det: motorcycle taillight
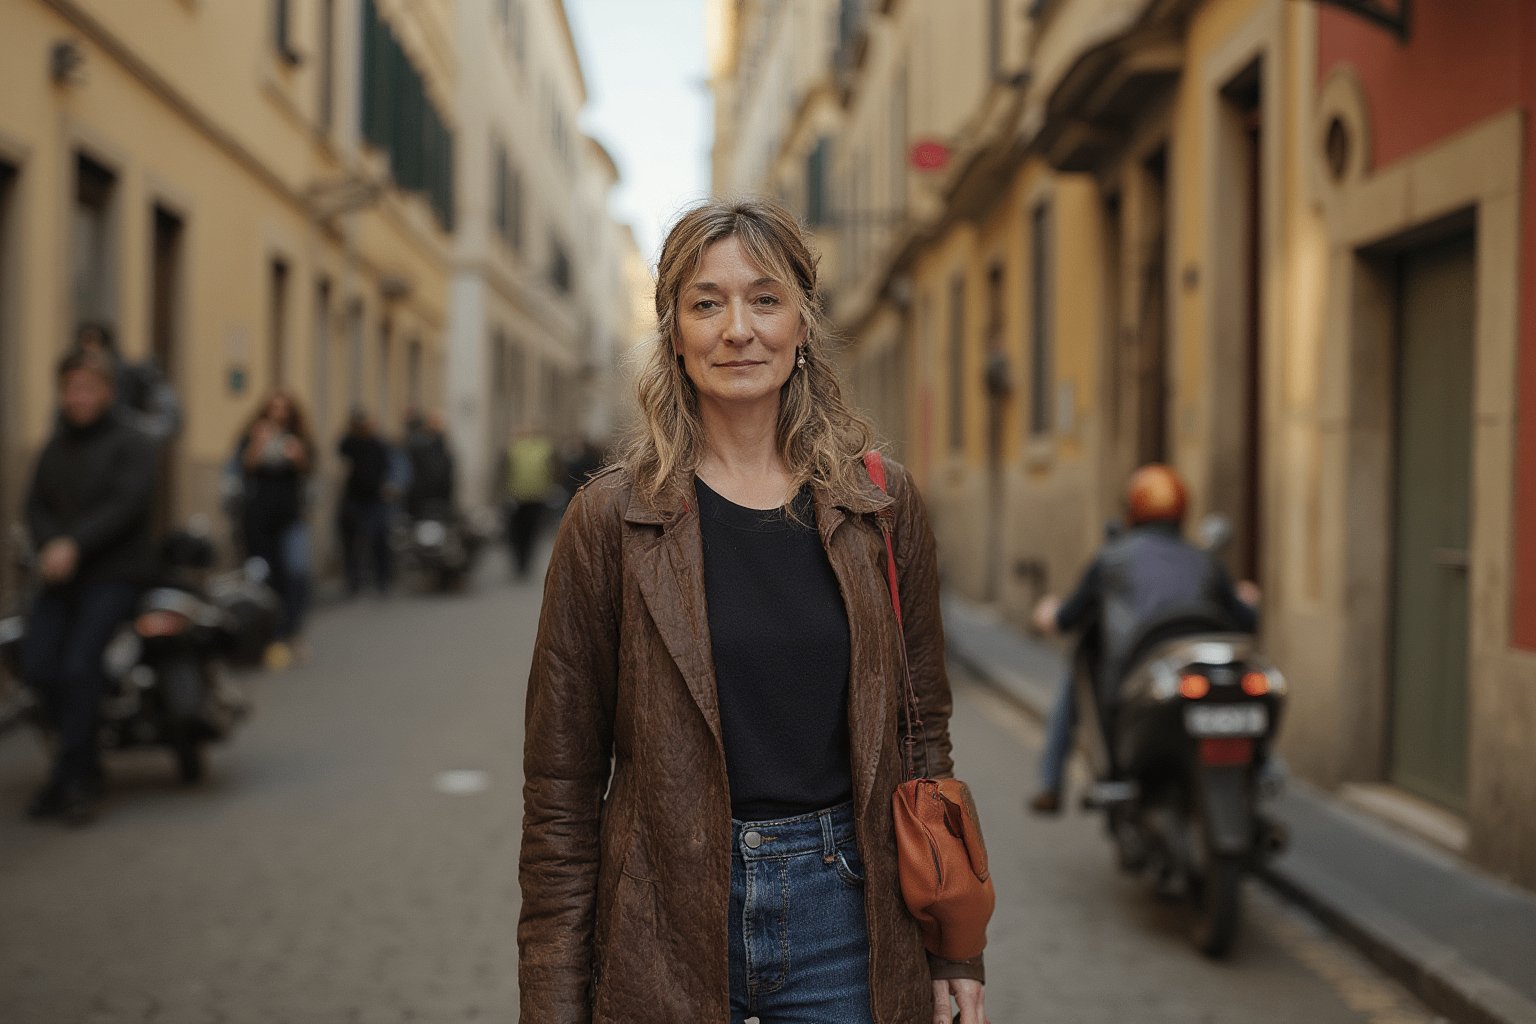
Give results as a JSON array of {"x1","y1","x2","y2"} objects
[
  {"x1": 1199, "y1": 738, "x2": 1255, "y2": 766},
  {"x1": 136, "y1": 610, "x2": 191, "y2": 638}
]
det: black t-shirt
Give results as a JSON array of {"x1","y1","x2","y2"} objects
[{"x1": 694, "y1": 476, "x2": 853, "y2": 822}]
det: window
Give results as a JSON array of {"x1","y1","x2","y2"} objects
[
  {"x1": 272, "y1": 0, "x2": 302, "y2": 66},
  {"x1": 549, "y1": 236, "x2": 573, "y2": 294},
  {"x1": 360, "y1": 0, "x2": 455, "y2": 231},
  {"x1": 510, "y1": 1, "x2": 528, "y2": 66},
  {"x1": 269, "y1": 258, "x2": 290, "y2": 388},
  {"x1": 988, "y1": 0, "x2": 1003, "y2": 79},
  {"x1": 1029, "y1": 203, "x2": 1054, "y2": 436},
  {"x1": 806, "y1": 137, "x2": 831, "y2": 227},
  {"x1": 318, "y1": 0, "x2": 336, "y2": 131},
  {"x1": 72, "y1": 154, "x2": 118, "y2": 331},
  {"x1": 494, "y1": 146, "x2": 511, "y2": 244},
  {"x1": 948, "y1": 272, "x2": 966, "y2": 453}
]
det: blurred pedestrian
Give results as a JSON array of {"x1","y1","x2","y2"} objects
[
  {"x1": 501, "y1": 426, "x2": 554, "y2": 579},
  {"x1": 75, "y1": 322, "x2": 181, "y2": 443},
  {"x1": 20, "y1": 347, "x2": 158, "y2": 824},
  {"x1": 559, "y1": 436, "x2": 605, "y2": 506},
  {"x1": 235, "y1": 391, "x2": 314, "y2": 669},
  {"x1": 405, "y1": 409, "x2": 456, "y2": 519},
  {"x1": 518, "y1": 198, "x2": 988, "y2": 1023},
  {"x1": 337, "y1": 410, "x2": 394, "y2": 596}
]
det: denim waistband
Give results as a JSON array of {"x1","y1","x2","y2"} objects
[{"x1": 730, "y1": 801, "x2": 856, "y2": 861}]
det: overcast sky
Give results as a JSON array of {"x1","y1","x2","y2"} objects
[{"x1": 565, "y1": 0, "x2": 712, "y2": 266}]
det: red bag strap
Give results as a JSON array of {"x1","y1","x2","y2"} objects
[{"x1": 863, "y1": 451, "x2": 928, "y2": 781}]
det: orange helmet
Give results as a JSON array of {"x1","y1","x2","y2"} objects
[{"x1": 1125, "y1": 464, "x2": 1187, "y2": 525}]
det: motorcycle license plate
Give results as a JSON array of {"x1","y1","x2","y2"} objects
[{"x1": 1185, "y1": 704, "x2": 1268, "y2": 737}]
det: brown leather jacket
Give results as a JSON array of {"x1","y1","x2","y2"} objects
[{"x1": 518, "y1": 458, "x2": 978, "y2": 1023}]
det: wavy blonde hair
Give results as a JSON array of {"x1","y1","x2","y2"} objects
[{"x1": 617, "y1": 196, "x2": 878, "y2": 516}]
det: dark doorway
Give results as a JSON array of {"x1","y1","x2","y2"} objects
[
  {"x1": 1134, "y1": 148, "x2": 1170, "y2": 467},
  {"x1": 150, "y1": 205, "x2": 184, "y2": 530},
  {"x1": 983, "y1": 262, "x2": 1008, "y2": 601},
  {"x1": 1389, "y1": 231, "x2": 1474, "y2": 812},
  {"x1": 1220, "y1": 61, "x2": 1265, "y2": 583},
  {"x1": 0, "y1": 162, "x2": 18, "y2": 605}
]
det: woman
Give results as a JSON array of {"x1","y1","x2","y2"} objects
[
  {"x1": 519, "y1": 198, "x2": 988, "y2": 1024},
  {"x1": 236, "y1": 391, "x2": 313, "y2": 666}
]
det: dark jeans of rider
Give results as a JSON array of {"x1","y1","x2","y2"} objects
[
  {"x1": 338, "y1": 498, "x2": 392, "y2": 594},
  {"x1": 506, "y1": 501, "x2": 544, "y2": 578},
  {"x1": 20, "y1": 581, "x2": 141, "y2": 789}
]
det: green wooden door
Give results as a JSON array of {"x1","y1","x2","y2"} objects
[{"x1": 1389, "y1": 233, "x2": 1474, "y2": 812}]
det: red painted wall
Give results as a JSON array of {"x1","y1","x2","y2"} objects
[{"x1": 1318, "y1": 1, "x2": 1536, "y2": 648}]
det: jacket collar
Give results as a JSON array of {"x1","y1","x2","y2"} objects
[{"x1": 623, "y1": 466, "x2": 891, "y2": 534}]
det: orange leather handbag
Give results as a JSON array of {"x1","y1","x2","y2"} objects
[{"x1": 865, "y1": 452, "x2": 995, "y2": 961}]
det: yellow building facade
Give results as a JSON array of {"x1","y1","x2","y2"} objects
[
  {"x1": 0, "y1": 0, "x2": 457, "y2": 584},
  {"x1": 712, "y1": 0, "x2": 1536, "y2": 889}
]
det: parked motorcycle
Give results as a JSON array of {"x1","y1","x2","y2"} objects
[
  {"x1": 398, "y1": 502, "x2": 487, "y2": 592},
  {"x1": 0, "y1": 522, "x2": 275, "y2": 784},
  {"x1": 1074, "y1": 519, "x2": 1288, "y2": 957}
]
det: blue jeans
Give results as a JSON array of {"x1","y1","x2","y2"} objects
[
  {"x1": 21, "y1": 581, "x2": 141, "y2": 790},
  {"x1": 1039, "y1": 668, "x2": 1078, "y2": 793},
  {"x1": 729, "y1": 802, "x2": 873, "y2": 1024}
]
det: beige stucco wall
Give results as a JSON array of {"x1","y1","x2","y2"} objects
[{"x1": 0, "y1": 0, "x2": 453, "y2": 571}]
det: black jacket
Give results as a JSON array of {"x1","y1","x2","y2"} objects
[
  {"x1": 1057, "y1": 521, "x2": 1257, "y2": 697},
  {"x1": 25, "y1": 409, "x2": 159, "y2": 585}
]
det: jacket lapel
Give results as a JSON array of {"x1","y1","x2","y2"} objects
[
  {"x1": 626, "y1": 490, "x2": 724, "y2": 748},
  {"x1": 815, "y1": 479, "x2": 898, "y2": 815}
]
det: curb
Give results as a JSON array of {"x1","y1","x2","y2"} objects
[
  {"x1": 1258, "y1": 855, "x2": 1536, "y2": 1024},
  {"x1": 944, "y1": 619, "x2": 1536, "y2": 1024}
]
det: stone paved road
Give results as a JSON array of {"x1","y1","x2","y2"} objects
[{"x1": 0, "y1": 554, "x2": 1441, "y2": 1023}]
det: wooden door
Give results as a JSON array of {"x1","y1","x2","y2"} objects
[{"x1": 1389, "y1": 232, "x2": 1474, "y2": 811}]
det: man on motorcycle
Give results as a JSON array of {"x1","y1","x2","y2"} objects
[
  {"x1": 1028, "y1": 464, "x2": 1259, "y2": 813},
  {"x1": 20, "y1": 347, "x2": 159, "y2": 823}
]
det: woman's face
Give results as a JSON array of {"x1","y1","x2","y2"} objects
[{"x1": 675, "y1": 236, "x2": 805, "y2": 414}]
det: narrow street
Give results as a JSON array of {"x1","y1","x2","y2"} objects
[{"x1": 0, "y1": 556, "x2": 1439, "y2": 1023}]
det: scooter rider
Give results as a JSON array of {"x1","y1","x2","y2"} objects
[
  {"x1": 1028, "y1": 464, "x2": 1259, "y2": 813},
  {"x1": 20, "y1": 347, "x2": 159, "y2": 824}
]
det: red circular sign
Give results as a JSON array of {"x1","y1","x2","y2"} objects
[{"x1": 909, "y1": 140, "x2": 951, "y2": 171}]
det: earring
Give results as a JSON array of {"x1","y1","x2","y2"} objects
[{"x1": 797, "y1": 350, "x2": 807, "y2": 369}]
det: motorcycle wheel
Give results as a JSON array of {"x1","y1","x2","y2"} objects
[
  {"x1": 159, "y1": 654, "x2": 208, "y2": 785},
  {"x1": 1190, "y1": 853, "x2": 1243, "y2": 957}
]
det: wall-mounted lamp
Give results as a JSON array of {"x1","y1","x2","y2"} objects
[{"x1": 50, "y1": 39, "x2": 86, "y2": 86}]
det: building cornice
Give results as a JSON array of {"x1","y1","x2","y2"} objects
[{"x1": 38, "y1": 0, "x2": 452, "y2": 270}]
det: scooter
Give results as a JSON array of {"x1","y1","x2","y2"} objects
[
  {"x1": 0, "y1": 523, "x2": 273, "y2": 784},
  {"x1": 1074, "y1": 520, "x2": 1288, "y2": 957},
  {"x1": 398, "y1": 501, "x2": 486, "y2": 592}
]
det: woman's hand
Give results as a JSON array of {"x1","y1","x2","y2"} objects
[{"x1": 934, "y1": 978, "x2": 988, "y2": 1024}]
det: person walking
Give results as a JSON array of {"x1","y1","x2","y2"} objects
[
  {"x1": 405, "y1": 409, "x2": 456, "y2": 519},
  {"x1": 235, "y1": 391, "x2": 314, "y2": 668},
  {"x1": 519, "y1": 198, "x2": 988, "y2": 1023},
  {"x1": 502, "y1": 426, "x2": 554, "y2": 579},
  {"x1": 20, "y1": 348, "x2": 158, "y2": 823},
  {"x1": 74, "y1": 322, "x2": 181, "y2": 443},
  {"x1": 336, "y1": 410, "x2": 394, "y2": 596}
]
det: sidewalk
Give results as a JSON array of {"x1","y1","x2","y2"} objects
[{"x1": 943, "y1": 594, "x2": 1536, "y2": 1024}]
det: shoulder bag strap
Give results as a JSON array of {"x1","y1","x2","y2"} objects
[{"x1": 863, "y1": 451, "x2": 929, "y2": 781}]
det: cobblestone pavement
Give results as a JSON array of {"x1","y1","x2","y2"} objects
[{"x1": 0, "y1": 554, "x2": 1441, "y2": 1023}]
